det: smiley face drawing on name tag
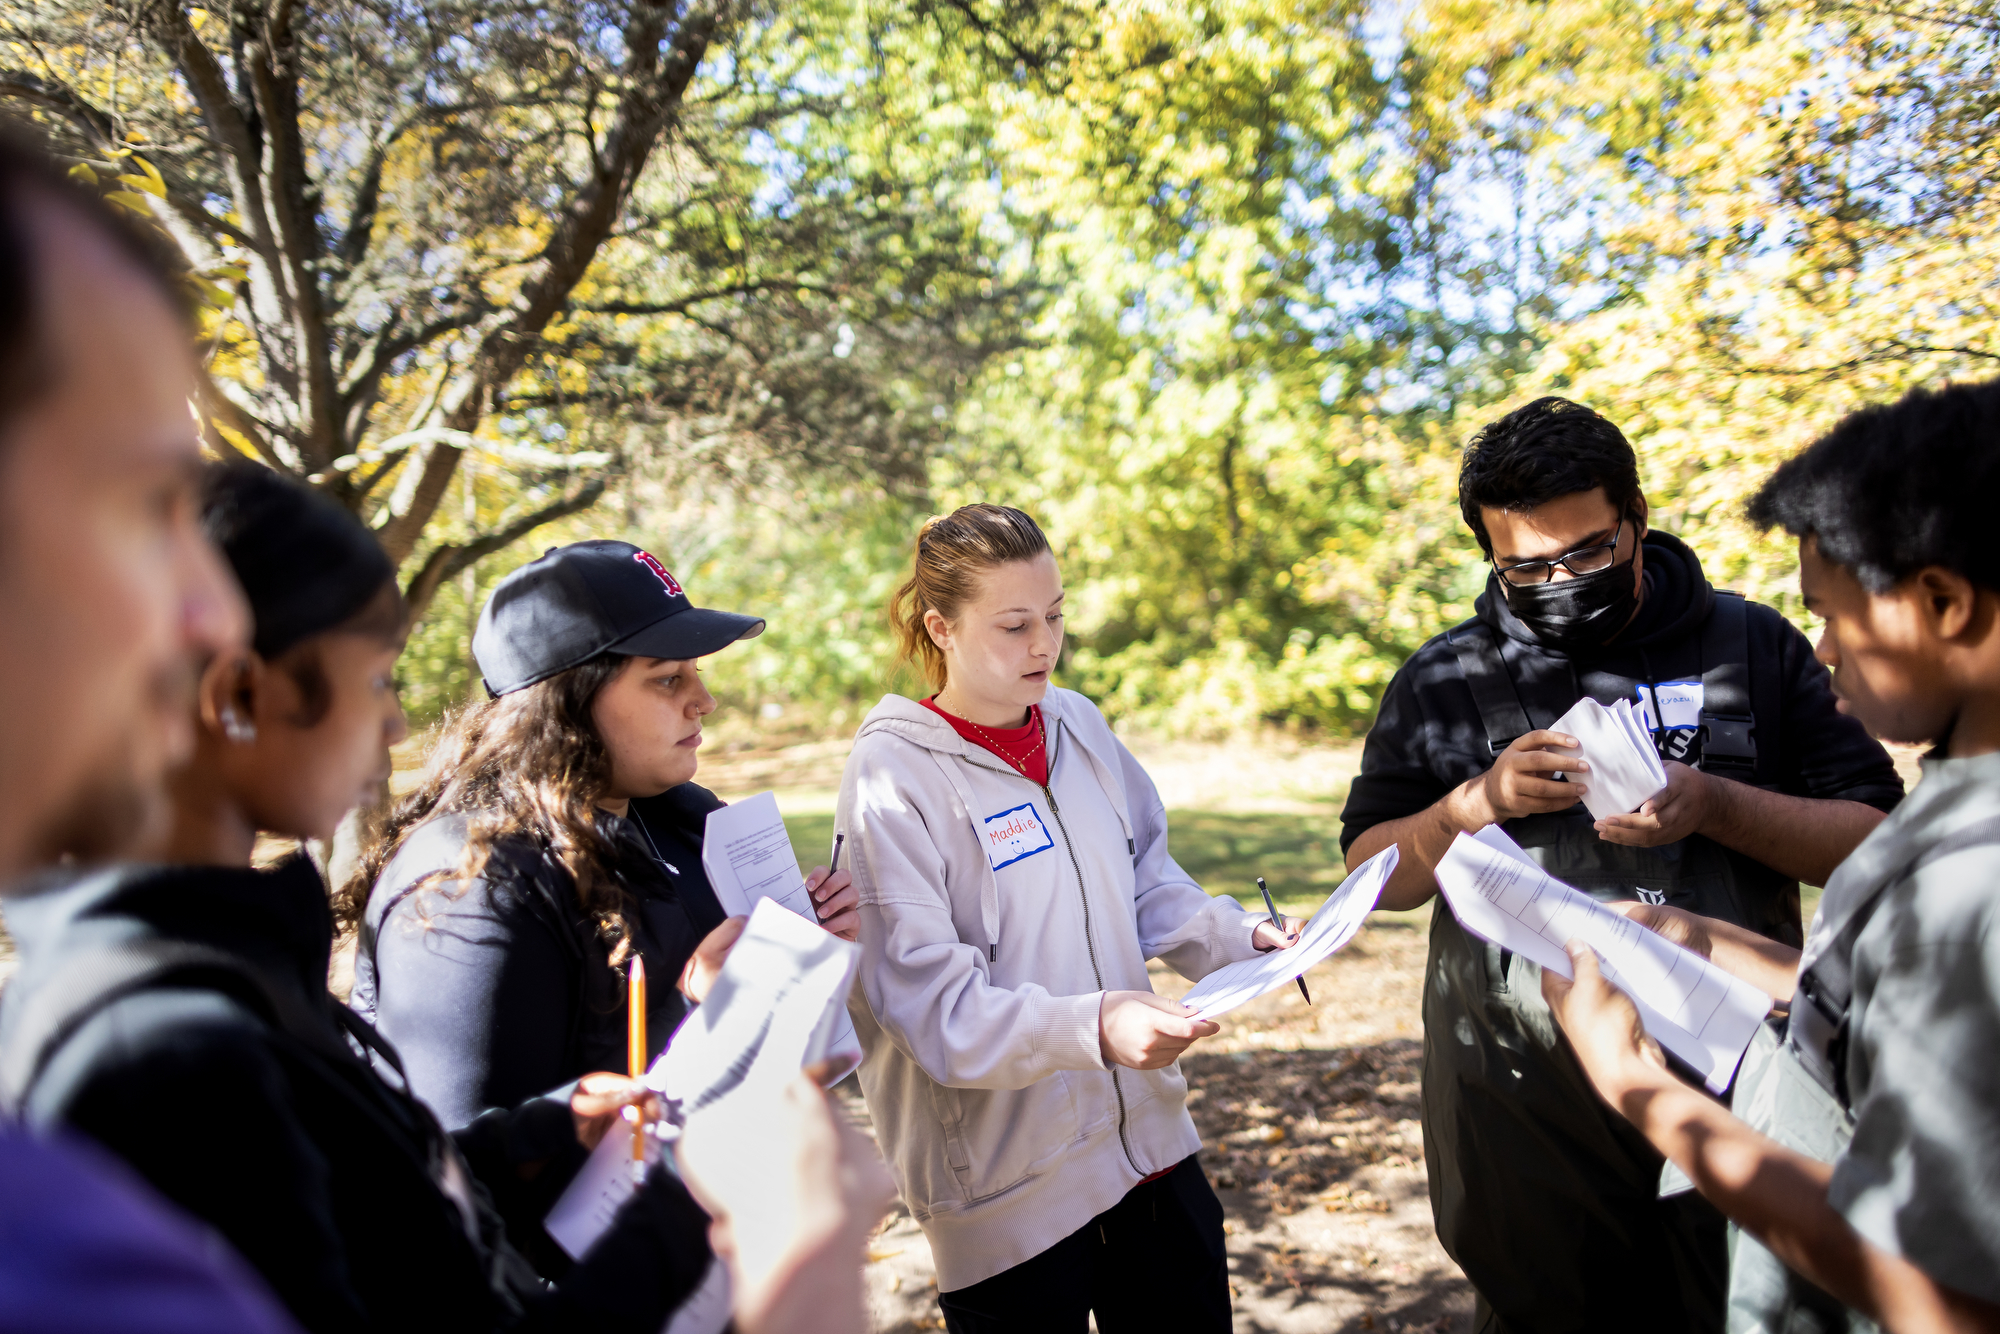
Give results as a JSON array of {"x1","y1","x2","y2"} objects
[{"x1": 981, "y1": 802, "x2": 1056, "y2": 871}]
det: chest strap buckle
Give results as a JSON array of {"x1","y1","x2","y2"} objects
[{"x1": 1699, "y1": 712, "x2": 1757, "y2": 775}]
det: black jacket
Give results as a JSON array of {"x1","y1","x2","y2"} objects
[
  {"x1": 0, "y1": 858, "x2": 711, "y2": 1334},
  {"x1": 350, "y1": 785, "x2": 729, "y2": 1266}
]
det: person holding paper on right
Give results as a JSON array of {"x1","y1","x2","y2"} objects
[
  {"x1": 1546, "y1": 380, "x2": 2000, "y2": 1333},
  {"x1": 1340, "y1": 397, "x2": 1904, "y2": 1332}
]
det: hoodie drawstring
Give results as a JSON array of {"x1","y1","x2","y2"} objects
[{"x1": 924, "y1": 750, "x2": 1003, "y2": 962}]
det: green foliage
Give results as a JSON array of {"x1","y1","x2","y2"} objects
[{"x1": 48, "y1": 1, "x2": 1992, "y2": 734}]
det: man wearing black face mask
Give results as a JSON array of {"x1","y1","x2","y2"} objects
[{"x1": 1339, "y1": 397, "x2": 1904, "y2": 1333}]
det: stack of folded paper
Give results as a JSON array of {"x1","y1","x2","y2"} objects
[{"x1": 1549, "y1": 695, "x2": 1670, "y2": 819}]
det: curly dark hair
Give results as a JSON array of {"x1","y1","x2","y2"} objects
[
  {"x1": 342, "y1": 654, "x2": 645, "y2": 951},
  {"x1": 1747, "y1": 378, "x2": 2000, "y2": 594},
  {"x1": 1457, "y1": 397, "x2": 1645, "y2": 555}
]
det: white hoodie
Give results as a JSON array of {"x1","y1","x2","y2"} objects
[{"x1": 837, "y1": 688, "x2": 1263, "y2": 1290}]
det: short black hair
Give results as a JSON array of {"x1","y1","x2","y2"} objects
[
  {"x1": 1747, "y1": 378, "x2": 2000, "y2": 594},
  {"x1": 1458, "y1": 397, "x2": 1645, "y2": 555},
  {"x1": 0, "y1": 121, "x2": 194, "y2": 435},
  {"x1": 199, "y1": 460, "x2": 401, "y2": 661}
]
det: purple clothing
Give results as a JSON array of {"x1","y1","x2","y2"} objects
[{"x1": 0, "y1": 1125, "x2": 299, "y2": 1334}]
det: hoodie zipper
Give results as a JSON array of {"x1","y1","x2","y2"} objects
[
  {"x1": 1033, "y1": 724, "x2": 1143, "y2": 1176},
  {"x1": 933, "y1": 714, "x2": 1145, "y2": 1176}
]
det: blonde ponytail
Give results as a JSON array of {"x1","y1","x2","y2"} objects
[{"x1": 890, "y1": 504, "x2": 1051, "y2": 690}]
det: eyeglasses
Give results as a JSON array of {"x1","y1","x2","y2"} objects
[{"x1": 1494, "y1": 516, "x2": 1627, "y2": 587}]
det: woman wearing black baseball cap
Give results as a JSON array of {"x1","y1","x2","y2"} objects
[{"x1": 348, "y1": 539, "x2": 858, "y2": 1271}]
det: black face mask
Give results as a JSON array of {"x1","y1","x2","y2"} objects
[{"x1": 1502, "y1": 556, "x2": 1640, "y2": 652}]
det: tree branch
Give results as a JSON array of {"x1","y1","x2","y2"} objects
[
  {"x1": 0, "y1": 66, "x2": 257, "y2": 250},
  {"x1": 338, "y1": 305, "x2": 491, "y2": 423},
  {"x1": 145, "y1": 6, "x2": 282, "y2": 267},
  {"x1": 241, "y1": 5, "x2": 341, "y2": 472},
  {"x1": 401, "y1": 476, "x2": 609, "y2": 622},
  {"x1": 580, "y1": 277, "x2": 842, "y2": 317},
  {"x1": 378, "y1": 0, "x2": 734, "y2": 565}
]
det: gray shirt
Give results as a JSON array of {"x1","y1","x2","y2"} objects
[{"x1": 1813, "y1": 749, "x2": 2000, "y2": 1307}]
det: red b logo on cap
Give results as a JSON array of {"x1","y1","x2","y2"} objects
[{"x1": 633, "y1": 550, "x2": 684, "y2": 598}]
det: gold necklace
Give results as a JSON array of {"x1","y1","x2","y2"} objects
[{"x1": 952, "y1": 703, "x2": 1045, "y2": 781}]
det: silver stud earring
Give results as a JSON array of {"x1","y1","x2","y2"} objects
[{"x1": 221, "y1": 707, "x2": 257, "y2": 744}]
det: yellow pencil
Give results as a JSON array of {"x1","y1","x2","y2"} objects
[{"x1": 629, "y1": 956, "x2": 647, "y2": 1178}]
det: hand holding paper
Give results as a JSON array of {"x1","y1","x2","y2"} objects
[
  {"x1": 1434, "y1": 827, "x2": 1768, "y2": 1092},
  {"x1": 1177, "y1": 846, "x2": 1398, "y2": 1021},
  {"x1": 703, "y1": 792, "x2": 862, "y2": 1082},
  {"x1": 1548, "y1": 695, "x2": 1668, "y2": 819}
]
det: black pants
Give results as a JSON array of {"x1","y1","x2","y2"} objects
[{"x1": 936, "y1": 1157, "x2": 1231, "y2": 1334}]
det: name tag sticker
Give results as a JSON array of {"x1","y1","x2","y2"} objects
[
  {"x1": 981, "y1": 802, "x2": 1055, "y2": 871},
  {"x1": 1635, "y1": 680, "x2": 1703, "y2": 732}
]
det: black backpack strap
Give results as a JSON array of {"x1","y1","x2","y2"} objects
[
  {"x1": 1789, "y1": 812, "x2": 2000, "y2": 1107},
  {"x1": 1447, "y1": 622, "x2": 1533, "y2": 756},
  {"x1": 0, "y1": 940, "x2": 311, "y2": 1113},
  {"x1": 1698, "y1": 590, "x2": 1758, "y2": 777}
]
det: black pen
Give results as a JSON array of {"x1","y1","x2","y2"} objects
[
  {"x1": 812, "y1": 833, "x2": 846, "y2": 918},
  {"x1": 1257, "y1": 876, "x2": 1311, "y2": 1006}
]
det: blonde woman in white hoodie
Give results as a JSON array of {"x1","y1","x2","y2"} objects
[{"x1": 837, "y1": 504, "x2": 1303, "y2": 1333}]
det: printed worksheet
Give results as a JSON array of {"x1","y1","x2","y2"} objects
[
  {"x1": 1176, "y1": 846, "x2": 1399, "y2": 1020},
  {"x1": 545, "y1": 1118, "x2": 733, "y2": 1334},
  {"x1": 700, "y1": 792, "x2": 861, "y2": 1081},
  {"x1": 1435, "y1": 827, "x2": 1770, "y2": 1091},
  {"x1": 703, "y1": 791, "x2": 818, "y2": 918},
  {"x1": 543, "y1": 1113, "x2": 665, "y2": 1259},
  {"x1": 648, "y1": 897, "x2": 863, "y2": 1119}
]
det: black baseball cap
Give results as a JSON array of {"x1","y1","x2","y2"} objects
[{"x1": 472, "y1": 540, "x2": 765, "y2": 696}]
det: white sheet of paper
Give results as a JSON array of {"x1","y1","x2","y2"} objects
[
  {"x1": 550, "y1": 1127, "x2": 731, "y2": 1334},
  {"x1": 1176, "y1": 846, "x2": 1399, "y2": 1020},
  {"x1": 544, "y1": 1113, "x2": 667, "y2": 1260},
  {"x1": 546, "y1": 899, "x2": 863, "y2": 1272},
  {"x1": 700, "y1": 792, "x2": 861, "y2": 1082},
  {"x1": 1438, "y1": 827, "x2": 1769, "y2": 1092},
  {"x1": 1549, "y1": 695, "x2": 1669, "y2": 819},
  {"x1": 703, "y1": 792, "x2": 819, "y2": 918},
  {"x1": 648, "y1": 897, "x2": 862, "y2": 1116}
]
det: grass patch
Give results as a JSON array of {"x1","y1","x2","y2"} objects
[
  {"x1": 781, "y1": 808, "x2": 1368, "y2": 918},
  {"x1": 784, "y1": 813, "x2": 839, "y2": 876}
]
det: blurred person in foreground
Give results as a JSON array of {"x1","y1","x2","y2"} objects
[
  {"x1": 1341, "y1": 397, "x2": 1905, "y2": 1332},
  {"x1": 0, "y1": 132, "x2": 295, "y2": 1331},
  {"x1": 1546, "y1": 380, "x2": 2000, "y2": 1334},
  {"x1": 1, "y1": 463, "x2": 716, "y2": 1332}
]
